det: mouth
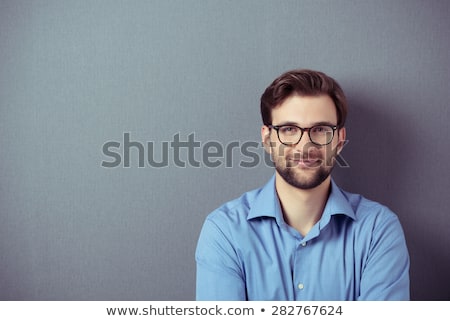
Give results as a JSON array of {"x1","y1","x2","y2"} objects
[{"x1": 289, "y1": 158, "x2": 321, "y2": 168}]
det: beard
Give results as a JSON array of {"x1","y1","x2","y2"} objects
[
  {"x1": 273, "y1": 147, "x2": 338, "y2": 190},
  {"x1": 275, "y1": 162, "x2": 333, "y2": 190}
]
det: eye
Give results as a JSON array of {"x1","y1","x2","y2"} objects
[
  {"x1": 311, "y1": 125, "x2": 330, "y2": 133},
  {"x1": 280, "y1": 126, "x2": 299, "y2": 135}
]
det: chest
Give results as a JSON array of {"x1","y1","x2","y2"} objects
[{"x1": 237, "y1": 220, "x2": 364, "y2": 300}]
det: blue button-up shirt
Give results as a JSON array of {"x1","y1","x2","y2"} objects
[{"x1": 196, "y1": 175, "x2": 410, "y2": 300}]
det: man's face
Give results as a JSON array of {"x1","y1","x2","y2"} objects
[{"x1": 262, "y1": 95, "x2": 346, "y2": 190}]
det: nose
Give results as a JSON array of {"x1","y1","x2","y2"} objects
[{"x1": 293, "y1": 130, "x2": 314, "y2": 152}]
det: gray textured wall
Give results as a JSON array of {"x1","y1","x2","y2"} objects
[{"x1": 0, "y1": 0, "x2": 449, "y2": 300}]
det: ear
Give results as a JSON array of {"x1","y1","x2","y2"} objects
[
  {"x1": 336, "y1": 127, "x2": 347, "y2": 154},
  {"x1": 261, "y1": 125, "x2": 272, "y2": 154}
]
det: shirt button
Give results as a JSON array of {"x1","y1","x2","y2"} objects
[
  {"x1": 298, "y1": 283, "x2": 304, "y2": 290},
  {"x1": 301, "y1": 242, "x2": 307, "y2": 247}
]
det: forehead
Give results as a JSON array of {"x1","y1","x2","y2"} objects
[{"x1": 271, "y1": 95, "x2": 337, "y2": 126}]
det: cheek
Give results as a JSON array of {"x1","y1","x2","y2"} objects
[
  {"x1": 270, "y1": 143, "x2": 292, "y2": 159},
  {"x1": 322, "y1": 141, "x2": 340, "y2": 159}
]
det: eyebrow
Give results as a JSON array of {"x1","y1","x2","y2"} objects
[{"x1": 274, "y1": 121, "x2": 336, "y2": 127}]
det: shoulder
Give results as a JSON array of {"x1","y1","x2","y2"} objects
[
  {"x1": 340, "y1": 188, "x2": 402, "y2": 232},
  {"x1": 206, "y1": 186, "x2": 261, "y2": 226},
  {"x1": 345, "y1": 190, "x2": 395, "y2": 216},
  {"x1": 197, "y1": 186, "x2": 265, "y2": 248}
]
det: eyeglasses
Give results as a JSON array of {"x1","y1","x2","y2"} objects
[{"x1": 268, "y1": 124, "x2": 338, "y2": 146}]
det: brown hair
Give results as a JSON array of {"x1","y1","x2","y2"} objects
[{"x1": 260, "y1": 69, "x2": 348, "y2": 127}]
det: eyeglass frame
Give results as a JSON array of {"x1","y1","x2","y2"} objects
[{"x1": 267, "y1": 123, "x2": 338, "y2": 146}]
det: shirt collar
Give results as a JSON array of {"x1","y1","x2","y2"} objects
[
  {"x1": 247, "y1": 174, "x2": 281, "y2": 221},
  {"x1": 322, "y1": 178, "x2": 356, "y2": 222},
  {"x1": 247, "y1": 174, "x2": 356, "y2": 224}
]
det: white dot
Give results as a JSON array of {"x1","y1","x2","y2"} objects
[
  {"x1": 301, "y1": 242, "x2": 307, "y2": 247},
  {"x1": 298, "y1": 283, "x2": 304, "y2": 290}
]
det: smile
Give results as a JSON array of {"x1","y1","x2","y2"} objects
[{"x1": 290, "y1": 158, "x2": 321, "y2": 168}]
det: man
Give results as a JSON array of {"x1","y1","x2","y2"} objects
[{"x1": 195, "y1": 69, "x2": 410, "y2": 300}]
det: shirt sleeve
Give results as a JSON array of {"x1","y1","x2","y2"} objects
[
  {"x1": 358, "y1": 211, "x2": 410, "y2": 300},
  {"x1": 195, "y1": 217, "x2": 246, "y2": 300}
]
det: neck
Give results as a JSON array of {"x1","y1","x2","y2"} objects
[{"x1": 275, "y1": 173, "x2": 331, "y2": 236}]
